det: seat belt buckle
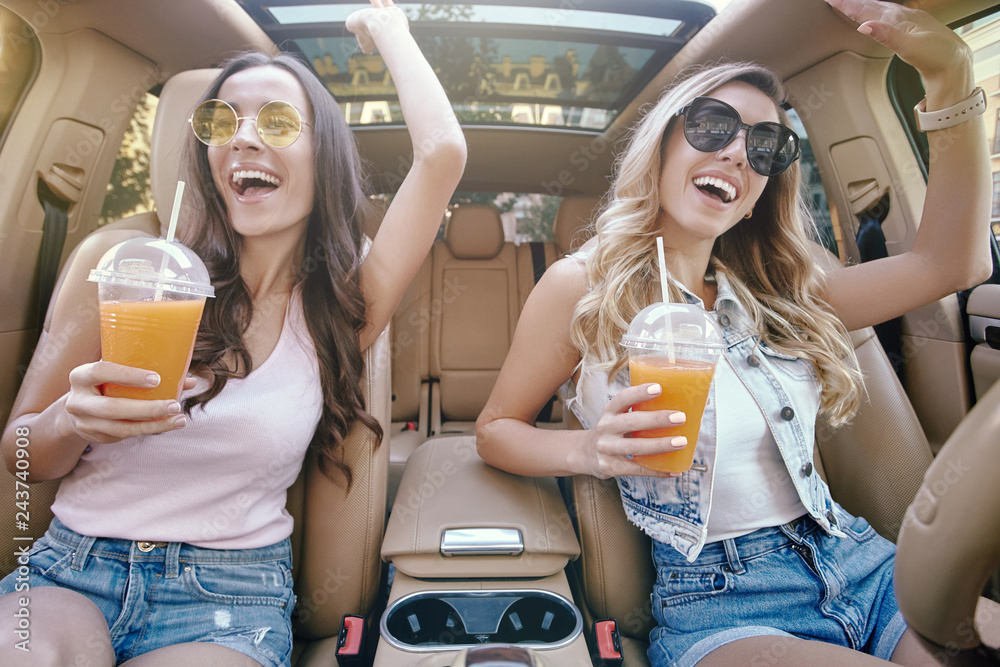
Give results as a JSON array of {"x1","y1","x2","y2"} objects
[
  {"x1": 335, "y1": 614, "x2": 366, "y2": 665},
  {"x1": 594, "y1": 618, "x2": 624, "y2": 666}
]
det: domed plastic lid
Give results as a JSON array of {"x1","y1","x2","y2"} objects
[
  {"x1": 621, "y1": 301, "x2": 725, "y2": 352},
  {"x1": 88, "y1": 237, "x2": 214, "y2": 298}
]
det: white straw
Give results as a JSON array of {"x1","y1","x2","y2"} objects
[
  {"x1": 157, "y1": 180, "x2": 185, "y2": 301},
  {"x1": 656, "y1": 237, "x2": 674, "y2": 364},
  {"x1": 166, "y1": 180, "x2": 185, "y2": 244},
  {"x1": 656, "y1": 237, "x2": 669, "y2": 305}
]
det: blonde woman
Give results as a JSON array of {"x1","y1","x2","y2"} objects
[{"x1": 477, "y1": 0, "x2": 995, "y2": 664}]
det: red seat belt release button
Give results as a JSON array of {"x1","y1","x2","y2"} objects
[
  {"x1": 595, "y1": 618, "x2": 623, "y2": 665},
  {"x1": 336, "y1": 614, "x2": 365, "y2": 664}
]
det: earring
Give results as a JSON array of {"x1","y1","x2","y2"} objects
[{"x1": 744, "y1": 209, "x2": 753, "y2": 219}]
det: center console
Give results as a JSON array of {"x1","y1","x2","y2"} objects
[{"x1": 373, "y1": 435, "x2": 593, "y2": 666}]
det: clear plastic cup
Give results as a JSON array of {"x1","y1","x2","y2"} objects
[
  {"x1": 621, "y1": 302, "x2": 725, "y2": 473},
  {"x1": 88, "y1": 237, "x2": 214, "y2": 401}
]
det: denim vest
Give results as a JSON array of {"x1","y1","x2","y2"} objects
[{"x1": 563, "y1": 272, "x2": 849, "y2": 562}]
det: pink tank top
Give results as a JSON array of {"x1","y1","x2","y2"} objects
[{"x1": 52, "y1": 289, "x2": 324, "y2": 549}]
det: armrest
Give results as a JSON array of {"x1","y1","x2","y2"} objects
[
  {"x1": 895, "y1": 377, "x2": 1000, "y2": 648},
  {"x1": 381, "y1": 435, "x2": 580, "y2": 579}
]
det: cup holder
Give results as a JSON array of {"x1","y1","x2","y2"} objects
[{"x1": 380, "y1": 589, "x2": 582, "y2": 652}]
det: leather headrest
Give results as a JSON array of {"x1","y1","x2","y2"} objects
[
  {"x1": 554, "y1": 195, "x2": 600, "y2": 255},
  {"x1": 150, "y1": 69, "x2": 221, "y2": 236},
  {"x1": 444, "y1": 205, "x2": 504, "y2": 259}
]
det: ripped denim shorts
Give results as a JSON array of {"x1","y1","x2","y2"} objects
[
  {"x1": 0, "y1": 517, "x2": 295, "y2": 666},
  {"x1": 647, "y1": 513, "x2": 906, "y2": 667}
]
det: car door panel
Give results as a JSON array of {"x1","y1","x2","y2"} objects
[
  {"x1": 786, "y1": 53, "x2": 972, "y2": 452},
  {"x1": 0, "y1": 26, "x2": 156, "y2": 425}
]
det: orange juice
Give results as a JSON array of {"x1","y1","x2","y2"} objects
[
  {"x1": 99, "y1": 298, "x2": 206, "y2": 401},
  {"x1": 628, "y1": 356, "x2": 717, "y2": 473}
]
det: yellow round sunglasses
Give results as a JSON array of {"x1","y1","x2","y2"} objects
[{"x1": 189, "y1": 99, "x2": 306, "y2": 148}]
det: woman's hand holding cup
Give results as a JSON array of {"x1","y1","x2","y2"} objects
[
  {"x1": 575, "y1": 382, "x2": 687, "y2": 480},
  {"x1": 64, "y1": 361, "x2": 194, "y2": 445}
]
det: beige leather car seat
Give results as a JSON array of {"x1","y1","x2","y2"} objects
[
  {"x1": 514, "y1": 194, "x2": 600, "y2": 311},
  {"x1": 389, "y1": 196, "x2": 601, "y2": 501},
  {"x1": 512, "y1": 195, "x2": 601, "y2": 430},
  {"x1": 385, "y1": 252, "x2": 433, "y2": 505},
  {"x1": 429, "y1": 205, "x2": 519, "y2": 436},
  {"x1": 0, "y1": 68, "x2": 391, "y2": 665},
  {"x1": 359, "y1": 199, "x2": 437, "y2": 508},
  {"x1": 566, "y1": 324, "x2": 936, "y2": 664},
  {"x1": 554, "y1": 194, "x2": 601, "y2": 256}
]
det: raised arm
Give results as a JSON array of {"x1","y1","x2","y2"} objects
[
  {"x1": 476, "y1": 257, "x2": 681, "y2": 479},
  {"x1": 350, "y1": 0, "x2": 468, "y2": 351},
  {"x1": 817, "y1": 0, "x2": 992, "y2": 332}
]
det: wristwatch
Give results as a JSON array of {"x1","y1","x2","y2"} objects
[{"x1": 913, "y1": 87, "x2": 986, "y2": 132}]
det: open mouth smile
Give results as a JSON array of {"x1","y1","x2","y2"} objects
[
  {"x1": 231, "y1": 168, "x2": 282, "y2": 197},
  {"x1": 693, "y1": 175, "x2": 737, "y2": 204}
]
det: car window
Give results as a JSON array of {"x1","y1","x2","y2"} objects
[
  {"x1": 447, "y1": 192, "x2": 560, "y2": 243},
  {"x1": 956, "y1": 11, "x2": 1000, "y2": 243},
  {"x1": 98, "y1": 93, "x2": 158, "y2": 225},
  {"x1": 0, "y1": 7, "x2": 40, "y2": 148},
  {"x1": 785, "y1": 107, "x2": 839, "y2": 258},
  {"x1": 893, "y1": 10, "x2": 1000, "y2": 250},
  {"x1": 375, "y1": 191, "x2": 561, "y2": 243}
]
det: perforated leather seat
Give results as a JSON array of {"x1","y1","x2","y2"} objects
[{"x1": 0, "y1": 68, "x2": 391, "y2": 665}]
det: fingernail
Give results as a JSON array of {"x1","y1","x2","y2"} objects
[
  {"x1": 146, "y1": 373, "x2": 160, "y2": 387},
  {"x1": 166, "y1": 402, "x2": 181, "y2": 415},
  {"x1": 647, "y1": 384, "x2": 661, "y2": 395},
  {"x1": 857, "y1": 23, "x2": 872, "y2": 35},
  {"x1": 173, "y1": 416, "x2": 187, "y2": 428},
  {"x1": 671, "y1": 437, "x2": 687, "y2": 448},
  {"x1": 669, "y1": 412, "x2": 685, "y2": 424}
]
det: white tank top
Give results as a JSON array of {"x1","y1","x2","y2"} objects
[
  {"x1": 52, "y1": 289, "x2": 324, "y2": 549},
  {"x1": 705, "y1": 354, "x2": 803, "y2": 541}
]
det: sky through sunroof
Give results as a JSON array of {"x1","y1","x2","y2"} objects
[{"x1": 265, "y1": 1, "x2": 733, "y2": 130}]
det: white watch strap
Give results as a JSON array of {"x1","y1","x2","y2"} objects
[{"x1": 913, "y1": 87, "x2": 986, "y2": 132}]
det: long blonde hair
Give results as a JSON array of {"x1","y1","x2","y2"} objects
[{"x1": 570, "y1": 62, "x2": 862, "y2": 425}]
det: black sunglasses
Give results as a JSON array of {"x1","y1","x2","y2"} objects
[{"x1": 676, "y1": 96, "x2": 800, "y2": 176}]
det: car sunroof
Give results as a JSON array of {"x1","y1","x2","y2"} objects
[
  {"x1": 237, "y1": 1, "x2": 717, "y2": 130},
  {"x1": 270, "y1": 4, "x2": 685, "y2": 36}
]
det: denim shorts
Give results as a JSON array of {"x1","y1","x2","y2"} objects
[
  {"x1": 648, "y1": 513, "x2": 907, "y2": 667},
  {"x1": 0, "y1": 517, "x2": 295, "y2": 666}
]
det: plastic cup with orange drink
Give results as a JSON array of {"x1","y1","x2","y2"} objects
[
  {"x1": 88, "y1": 236, "x2": 214, "y2": 401},
  {"x1": 621, "y1": 301, "x2": 725, "y2": 473}
]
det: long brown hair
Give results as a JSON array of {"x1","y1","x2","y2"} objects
[
  {"x1": 180, "y1": 51, "x2": 382, "y2": 484},
  {"x1": 571, "y1": 62, "x2": 862, "y2": 425}
]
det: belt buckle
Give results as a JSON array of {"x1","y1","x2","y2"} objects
[{"x1": 136, "y1": 541, "x2": 167, "y2": 552}]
